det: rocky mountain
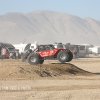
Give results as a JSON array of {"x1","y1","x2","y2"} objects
[{"x1": 0, "y1": 10, "x2": 100, "y2": 45}]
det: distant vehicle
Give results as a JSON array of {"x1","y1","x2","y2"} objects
[
  {"x1": 0, "y1": 42, "x2": 16, "y2": 58},
  {"x1": 22, "y1": 43, "x2": 73, "y2": 64}
]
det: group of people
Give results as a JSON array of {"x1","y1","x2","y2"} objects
[
  {"x1": 0, "y1": 47, "x2": 19, "y2": 60},
  {"x1": 9, "y1": 51, "x2": 19, "y2": 59}
]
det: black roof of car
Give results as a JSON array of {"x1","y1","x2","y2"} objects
[{"x1": 0, "y1": 42, "x2": 15, "y2": 49}]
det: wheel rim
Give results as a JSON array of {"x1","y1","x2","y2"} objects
[
  {"x1": 30, "y1": 57, "x2": 37, "y2": 62},
  {"x1": 60, "y1": 53, "x2": 67, "y2": 60}
]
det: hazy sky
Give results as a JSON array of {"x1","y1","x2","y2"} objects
[{"x1": 0, "y1": 0, "x2": 100, "y2": 20}]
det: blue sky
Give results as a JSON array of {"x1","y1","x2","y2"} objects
[{"x1": 0, "y1": 0, "x2": 100, "y2": 20}]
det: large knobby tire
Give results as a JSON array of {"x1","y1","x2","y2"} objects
[
  {"x1": 27, "y1": 53, "x2": 39, "y2": 64},
  {"x1": 57, "y1": 51, "x2": 69, "y2": 63},
  {"x1": 67, "y1": 51, "x2": 73, "y2": 62}
]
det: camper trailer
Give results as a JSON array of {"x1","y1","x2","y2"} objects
[
  {"x1": 65, "y1": 43, "x2": 88, "y2": 58},
  {"x1": 89, "y1": 46, "x2": 100, "y2": 54},
  {"x1": 53, "y1": 43, "x2": 87, "y2": 58}
]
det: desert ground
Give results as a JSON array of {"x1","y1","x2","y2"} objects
[{"x1": 0, "y1": 57, "x2": 100, "y2": 100}]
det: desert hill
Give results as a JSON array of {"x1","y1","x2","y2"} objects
[{"x1": 0, "y1": 10, "x2": 100, "y2": 45}]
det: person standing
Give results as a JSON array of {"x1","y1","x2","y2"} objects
[
  {"x1": 74, "y1": 51, "x2": 77, "y2": 59},
  {"x1": 15, "y1": 50, "x2": 19, "y2": 59},
  {"x1": 1, "y1": 47, "x2": 6, "y2": 59},
  {"x1": 9, "y1": 52, "x2": 13, "y2": 59},
  {"x1": 13, "y1": 52, "x2": 16, "y2": 59}
]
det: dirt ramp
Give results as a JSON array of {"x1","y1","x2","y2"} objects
[
  {"x1": 35, "y1": 63, "x2": 93, "y2": 77},
  {"x1": 0, "y1": 62, "x2": 93, "y2": 79}
]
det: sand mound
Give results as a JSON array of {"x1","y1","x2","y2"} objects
[
  {"x1": 36, "y1": 63, "x2": 93, "y2": 77},
  {"x1": 0, "y1": 59, "x2": 93, "y2": 79}
]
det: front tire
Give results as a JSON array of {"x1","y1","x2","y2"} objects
[
  {"x1": 57, "y1": 51, "x2": 69, "y2": 63},
  {"x1": 27, "y1": 53, "x2": 39, "y2": 64}
]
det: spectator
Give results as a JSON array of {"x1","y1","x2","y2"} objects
[
  {"x1": 13, "y1": 52, "x2": 16, "y2": 59},
  {"x1": 15, "y1": 50, "x2": 19, "y2": 59},
  {"x1": 74, "y1": 51, "x2": 77, "y2": 59},
  {"x1": 1, "y1": 47, "x2": 6, "y2": 60},
  {"x1": 9, "y1": 52, "x2": 13, "y2": 59}
]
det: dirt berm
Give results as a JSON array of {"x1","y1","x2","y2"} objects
[{"x1": 0, "y1": 59, "x2": 94, "y2": 79}]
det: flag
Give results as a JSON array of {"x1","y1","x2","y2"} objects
[{"x1": 23, "y1": 38, "x2": 27, "y2": 44}]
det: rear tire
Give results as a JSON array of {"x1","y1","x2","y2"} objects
[
  {"x1": 67, "y1": 51, "x2": 73, "y2": 62},
  {"x1": 57, "y1": 51, "x2": 69, "y2": 63},
  {"x1": 27, "y1": 53, "x2": 39, "y2": 64}
]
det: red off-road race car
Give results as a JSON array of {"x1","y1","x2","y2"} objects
[{"x1": 22, "y1": 44, "x2": 73, "y2": 64}]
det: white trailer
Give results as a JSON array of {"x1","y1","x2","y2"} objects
[
  {"x1": 13, "y1": 43, "x2": 27, "y2": 54},
  {"x1": 89, "y1": 46, "x2": 100, "y2": 54},
  {"x1": 13, "y1": 42, "x2": 38, "y2": 54}
]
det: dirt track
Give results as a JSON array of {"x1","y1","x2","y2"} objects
[{"x1": 0, "y1": 58, "x2": 100, "y2": 100}]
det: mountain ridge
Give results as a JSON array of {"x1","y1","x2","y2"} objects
[{"x1": 0, "y1": 10, "x2": 100, "y2": 45}]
